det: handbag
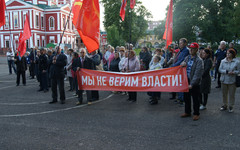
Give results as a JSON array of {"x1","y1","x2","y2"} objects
[{"x1": 236, "y1": 74, "x2": 240, "y2": 87}]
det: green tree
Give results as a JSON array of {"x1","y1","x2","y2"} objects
[
  {"x1": 154, "y1": 0, "x2": 239, "y2": 44},
  {"x1": 106, "y1": 24, "x2": 125, "y2": 47},
  {"x1": 101, "y1": 0, "x2": 152, "y2": 46}
]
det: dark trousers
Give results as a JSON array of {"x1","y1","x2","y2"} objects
[
  {"x1": 8, "y1": 60, "x2": 16, "y2": 74},
  {"x1": 69, "y1": 77, "x2": 74, "y2": 90},
  {"x1": 30, "y1": 63, "x2": 35, "y2": 78},
  {"x1": 171, "y1": 92, "x2": 176, "y2": 99},
  {"x1": 92, "y1": 91, "x2": 99, "y2": 100},
  {"x1": 128, "y1": 92, "x2": 137, "y2": 101},
  {"x1": 199, "y1": 93, "x2": 208, "y2": 106},
  {"x1": 184, "y1": 85, "x2": 200, "y2": 115},
  {"x1": 148, "y1": 92, "x2": 161, "y2": 98},
  {"x1": 215, "y1": 62, "x2": 221, "y2": 86},
  {"x1": 39, "y1": 71, "x2": 48, "y2": 90},
  {"x1": 78, "y1": 90, "x2": 92, "y2": 102},
  {"x1": 16, "y1": 71, "x2": 26, "y2": 85},
  {"x1": 51, "y1": 77, "x2": 65, "y2": 102},
  {"x1": 74, "y1": 77, "x2": 78, "y2": 94}
]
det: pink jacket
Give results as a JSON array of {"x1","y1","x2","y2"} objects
[{"x1": 123, "y1": 56, "x2": 140, "y2": 72}]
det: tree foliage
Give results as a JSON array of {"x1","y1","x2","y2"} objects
[
  {"x1": 154, "y1": 0, "x2": 240, "y2": 44},
  {"x1": 101, "y1": 0, "x2": 152, "y2": 46}
]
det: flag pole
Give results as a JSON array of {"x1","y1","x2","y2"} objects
[
  {"x1": 128, "y1": 5, "x2": 132, "y2": 70},
  {"x1": 58, "y1": 5, "x2": 73, "y2": 49}
]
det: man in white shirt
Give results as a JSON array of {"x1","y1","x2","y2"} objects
[{"x1": 6, "y1": 48, "x2": 16, "y2": 74}]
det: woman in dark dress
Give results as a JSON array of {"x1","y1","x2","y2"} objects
[{"x1": 199, "y1": 49, "x2": 213, "y2": 110}]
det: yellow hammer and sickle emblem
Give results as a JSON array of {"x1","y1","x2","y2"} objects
[{"x1": 74, "y1": 2, "x2": 82, "y2": 7}]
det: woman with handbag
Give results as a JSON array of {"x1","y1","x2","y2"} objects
[{"x1": 219, "y1": 49, "x2": 240, "y2": 112}]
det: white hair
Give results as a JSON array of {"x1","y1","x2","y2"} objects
[
  {"x1": 80, "y1": 48, "x2": 86, "y2": 53},
  {"x1": 220, "y1": 41, "x2": 226, "y2": 45}
]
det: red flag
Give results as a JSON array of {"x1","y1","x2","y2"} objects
[
  {"x1": 120, "y1": 0, "x2": 127, "y2": 21},
  {"x1": 17, "y1": 32, "x2": 26, "y2": 57},
  {"x1": 72, "y1": 0, "x2": 83, "y2": 26},
  {"x1": 0, "y1": 0, "x2": 6, "y2": 28},
  {"x1": 163, "y1": 0, "x2": 173, "y2": 49},
  {"x1": 130, "y1": 0, "x2": 135, "y2": 9},
  {"x1": 76, "y1": 0, "x2": 100, "y2": 53},
  {"x1": 20, "y1": 13, "x2": 31, "y2": 43}
]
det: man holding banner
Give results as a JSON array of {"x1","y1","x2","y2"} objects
[
  {"x1": 180, "y1": 43, "x2": 203, "y2": 121},
  {"x1": 76, "y1": 48, "x2": 95, "y2": 105}
]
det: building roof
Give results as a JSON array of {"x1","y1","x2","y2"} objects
[{"x1": 6, "y1": 0, "x2": 67, "y2": 10}]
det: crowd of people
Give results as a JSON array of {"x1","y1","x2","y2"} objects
[{"x1": 6, "y1": 38, "x2": 240, "y2": 121}]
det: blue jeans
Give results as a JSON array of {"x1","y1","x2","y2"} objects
[
  {"x1": 178, "y1": 92, "x2": 184, "y2": 102},
  {"x1": 8, "y1": 60, "x2": 16, "y2": 74}
]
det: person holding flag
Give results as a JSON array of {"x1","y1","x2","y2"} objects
[
  {"x1": 14, "y1": 51, "x2": 27, "y2": 86},
  {"x1": 75, "y1": 0, "x2": 100, "y2": 53}
]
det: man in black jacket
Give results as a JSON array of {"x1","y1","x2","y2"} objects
[
  {"x1": 38, "y1": 48, "x2": 48, "y2": 92},
  {"x1": 49, "y1": 47, "x2": 67, "y2": 104},
  {"x1": 14, "y1": 51, "x2": 27, "y2": 86},
  {"x1": 73, "y1": 48, "x2": 94, "y2": 105},
  {"x1": 90, "y1": 50, "x2": 101, "y2": 101}
]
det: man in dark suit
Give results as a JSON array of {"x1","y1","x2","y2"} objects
[
  {"x1": 49, "y1": 47, "x2": 67, "y2": 104},
  {"x1": 73, "y1": 48, "x2": 94, "y2": 105},
  {"x1": 14, "y1": 51, "x2": 27, "y2": 86},
  {"x1": 38, "y1": 48, "x2": 48, "y2": 92}
]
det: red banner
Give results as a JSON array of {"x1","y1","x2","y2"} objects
[{"x1": 77, "y1": 66, "x2": 189, "y2": 92}]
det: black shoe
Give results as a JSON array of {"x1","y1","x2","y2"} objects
[
  {"x1": 16, "y1": 84, "x2": 19, "y2": 86},
  {"x1": 92, "y1": 98, "x2": 99, "y2": 101},
  {"x1": 49, "y1": 100, "x2": 58, "y2": 104},
  {"x1": 215, "y1": 85, "x2": 221, "y2": 88},
  {"x1": 38, "y1": 89, "x2": 43, "y2": 92},
  {"x1": 150, "y1": 100, "x2": 158, "y2": 105},
  {"x1": 130, "y1": 99, "x2": 136, "y2": 103},
  {"x1": 44, "y1": 89, "x2": 48, "y2": 93},
  {"x1": 126, "y1": 98, "x2": 131, "y2": 101},
  {"x1": 61, "y1": 101, "x2": 65, "y2": 104}
]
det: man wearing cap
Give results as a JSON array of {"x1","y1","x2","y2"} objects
[
  {"x1": 180, "y1": 42, "x2": 204, "y2": 121},
  {"x1": 213, "y1": 41, "x2": 227, "y2": 88}
]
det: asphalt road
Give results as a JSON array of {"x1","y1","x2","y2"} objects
[{"x1": 0, "y1": 57, "x2": 240, "y2": 150}]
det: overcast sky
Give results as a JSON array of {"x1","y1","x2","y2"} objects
[{"x1": 100, "y1": 0, "x2": 170, "y2": 30}]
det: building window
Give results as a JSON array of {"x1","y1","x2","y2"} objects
[
  {"x1": 50, "y1": 40, "x2": 54, "y2": 43},
  {"x1": 37, "y1": 40, "x2": 40, "y2": 47},
  {"x1": 23, "y1": 14, "x2": 26, "y2": 24},
  {"x1": 6, "y1": 41, "x2": 10, "y2": 48},
  {"x1": 41, "y1": 16, "x2": 44, "y2": 29},
  {"x1": 14, "y1": 14, "x2": 18, "y2": 28},
  {"x1": 63, "y1": 17, "x2": 65, "y2": 28},
  {"x1": 49, "y1": 16, "x2": 54, "y2": 30},
  {"x1": 42, "y1": 40, "x2": 45, "y2": 47},
  {"x1": 68, "y1": 20, "x2": 70, "y2": 30},
  {"x1": 26, "y1": 40, "x2": 29, "y2": 48},
  {"x1": 36, "y1": 15, "x2": 39, "y2": 27},
  {"x1": 5, "y1": 16, "x2": 9, "y2": 28}
]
